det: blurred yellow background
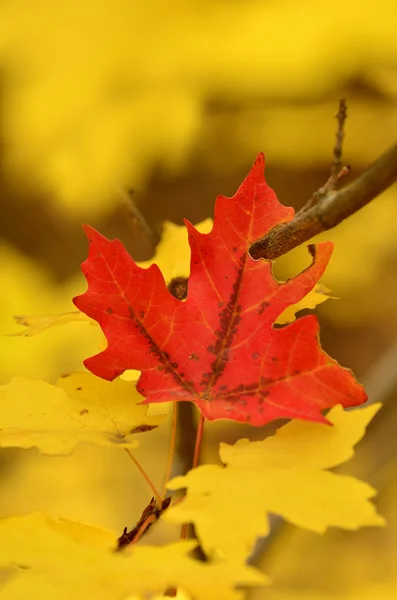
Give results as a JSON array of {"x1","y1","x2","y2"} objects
[{"x1": 0, "y1": 1, "x2": 397, "y2": 598}]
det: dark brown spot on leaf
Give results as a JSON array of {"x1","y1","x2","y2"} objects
[
  {"x1": 79, "y1": 409, "x2": 88, "y2": 415},
  {"x1": 106, "y1": 307, "x2": 113, "y2": 314},
  {"x1": 168, "y1": 277, "x2": 188, "y2": 300},
  {"x1": 258, "y1": 301, "x2": 269, "y2": 315}
]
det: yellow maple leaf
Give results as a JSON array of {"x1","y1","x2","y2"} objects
[
  {"x1": 0, "y1": 372, "x2": 165, "y2": 455},
  {"x1": 164, "y1": 404, "x2": 385, "y2": 561},
  {"x1": 0, "y1": 513, "x2": 266, "y2": 600}
]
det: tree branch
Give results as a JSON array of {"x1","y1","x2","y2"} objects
[
  {"x1": 330, "y1": 99, "x2": 347, "y2": 185},
  {"x1": 249, "y1": 141, "x2": 397, "y2": 261}
]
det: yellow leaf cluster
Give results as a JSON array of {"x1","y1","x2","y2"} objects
[
  {"x1": 165, "y1": 405, "x2": 384, "y2": 561},
  {"x1": 0, "y1": 372, "x2": 164, "y2": 455},
  {"x1": 0, "y1": 513, "x2": 266, "y2": 600}
]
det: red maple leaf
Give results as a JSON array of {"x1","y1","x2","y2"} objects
[{"x1": 74, "y1": 154, "x2": 367, "y2": 425}]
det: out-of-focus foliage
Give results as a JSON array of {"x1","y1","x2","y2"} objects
[
  {"x1": 261, "y1": 584, "x2": 397, "y2": 600},
  {"x1": 0, "y1": 244, "x2": 102, "y2": 383},
  {"x1": 0, "y1": 0, "x2": 396, "y2": 216}
]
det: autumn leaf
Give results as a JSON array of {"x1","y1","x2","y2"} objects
[
  {"x1": 164, "y1": 404, "x2": 385, "y2": 561},
  {"x1": 0, "y1": 372, "x2": 164, "y2": 455},
  {"x1": 0, "y1": 513, "x2": 267, "y2": 600},
  {"x1": 74, "y1": 154, "x2": 366, "y2": 425}
]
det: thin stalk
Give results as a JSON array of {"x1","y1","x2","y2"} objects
[
  {"x1": 162, "y1": 401, "x2": 178, "y2": 499},
  {"x1": 124, "y1": 448, "x2": 162, "y2": 507},
  {"x1": 192, "y1": 413, "x2": 206, "y2": 469},
  {"x1": 181, "y1": 413, "x2": 206, "y2": 539}
]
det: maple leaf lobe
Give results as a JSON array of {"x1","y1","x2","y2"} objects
[{"x1": 74, "y1": 154, "x2": 367, "y2": 425}]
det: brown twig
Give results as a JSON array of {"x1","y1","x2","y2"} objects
[
  {"x1": 117, "y1": 496, "x2": 171, "y2": 549},
  {"x1": 249, "y1": 141, "x2": 397, "y2": 261},
  {"x1": 330, "y1": 99, "x2": 347, "y2": 186},
  {"x1": 280, "y1": 100, "x2": 350, "y2": 222}
]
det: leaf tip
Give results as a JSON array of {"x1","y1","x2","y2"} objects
[{"x1": 252, "y1": 152, "x2": 266, "y2": 173}]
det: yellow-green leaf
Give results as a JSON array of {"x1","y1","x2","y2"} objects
[
  {"x1": 0, "y1": 513, "x2": 267, "y2": 600},
  {"x1": 0, "y1": 372, "x2": 165, "y2": 455},
  {"x1": 165, "y1": 405, "x2": 385, "y2": 561}
]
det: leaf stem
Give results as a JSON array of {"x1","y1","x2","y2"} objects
[
  {"x1": 181, "y1": 412, "x2": 206, "y2": 539},
  {"x1": 162, "y1": 401, "x2": 178, "y2": 499},
  {"x1": 124, "y1": 448, "x2": 162, "y2": 507},
  {"x1": 192, "y1": 413, "x2": 206, "y2": 469}
]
